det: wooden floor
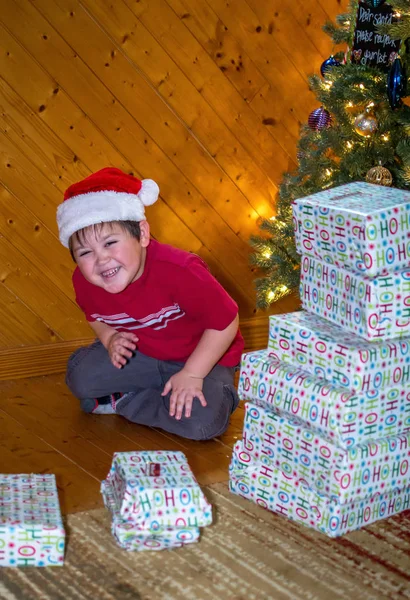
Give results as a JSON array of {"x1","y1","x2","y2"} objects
[{"x1": 0, "y1": 372, "x2": 245, "y2": 515}]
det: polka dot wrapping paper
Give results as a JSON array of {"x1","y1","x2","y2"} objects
[
  {"x1": 292, "y1": 182, "x2": 410, "y2": 277},
  {"x1": 268, "y1": 311, "x2": 410, "y2": 393},
  {"x1": 238, "y1": 350, "x2": 410, "y2": 449},
  {"x1": 300, "y1": 255, "x2": 410, "y2": 341},
  {"x1": 238, "y1": 401, "x2": 410, "y2": 505},
  {"x1": 0, "y1": 474, "x2": 65, "y2": 567},
  {"x1": 100, "y1": 451, "x2": 212, "y2": 551},
  {"x1": 229, "y1": 444, "x2": 410, "y2": 538}
]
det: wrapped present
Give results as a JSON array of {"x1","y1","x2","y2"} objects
[
  {"x1": 240, "y1": 402, "x2": 410, "y2": 504},
  {"x1": 102, "y1": 474, "x2": 200, "y2": 551},
  {"x1": 300, "y1": 255, "x2": 410, "y2": 341},
  {"x1": 229, "y1": 447, "x2": 410, "y2": 537},
  {"x1": 0, "y1": 474, "x2": 65, "y2": 567},
  {"x1": 268, "y1": 311, "x2": 410, "y2": 392},
  {"x1": 101, "y1": 451, "x2": 212, "y2": 551},
  {"x1": 293, "y1": 182, "x2": 410, "y2": 277},
  {"x1": 238, "y1": 350, "x2": 410, "y2": 448}
]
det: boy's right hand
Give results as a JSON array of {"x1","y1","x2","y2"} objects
[{"x1": 106, "y1": 332, "x2": 139, "y2": 369}]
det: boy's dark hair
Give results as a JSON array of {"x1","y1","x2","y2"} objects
[{"x1": 68, "y1": 220, "x2": 141, "y2": 261}]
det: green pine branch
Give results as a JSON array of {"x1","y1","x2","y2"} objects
[{"x1": 250, "y1": 0, "x2": 410, "y2": 309}]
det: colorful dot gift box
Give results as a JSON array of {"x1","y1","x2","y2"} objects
[
  {"x1": 0, "y1": 474, "x2": 65, "y2": 567},
  {"x1": 229, "y1": 445, "x2": 410, "y2": 538},
  {"x1": 101, "y1": 451, "x2": 212, "y2": 551},
  {"x1": 292, "y1": 182, "x2": 410, "y2": 277},
  {"x1": 300, "y1": 255, "x2": 410, "y2": 341},
  {"x1": 268, "y1": 311, "x2": 410, "y2": 393},
  {"x1": 238, "y1": 350, "x2": 410, "y2": 449},
  {"x1": 238, "y1": 402, "x2": 410, "y2": 505}
]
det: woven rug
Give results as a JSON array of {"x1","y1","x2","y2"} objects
[{"x1": 1, "y1": 482, "x2": 410, "y2": 600}]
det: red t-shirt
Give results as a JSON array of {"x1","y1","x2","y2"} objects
[{"x1": 73, "y1": 239, "x2": 244, "y2": 366}]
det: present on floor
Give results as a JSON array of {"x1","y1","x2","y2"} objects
[
  {"x1": 101, "y1": 450, "x2": 212, "y2": 551},
  {"x1": 292, "y1": 182, "x2": 410, "y2": 276},
  {"x1": 300, "y1": 255, "x2": 410, "y2": 341},
  {"x1": 239, "y1": 402, "x2": 410, "y2": 505},
  {"x1": 0, "y1": 474, "x2": 65, "y2": 567},
  {"x1": 229, "y1": 446, "x2": 410, "y2": 537},
  {"x1": 268, "y1": 311, "x2": 410, "y2": 392}
]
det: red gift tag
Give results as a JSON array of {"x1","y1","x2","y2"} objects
[{"x1": 149, "y1": 463, "x2": 161, "y2": 477}]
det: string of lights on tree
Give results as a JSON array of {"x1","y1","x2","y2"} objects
[{"x1": 250, "y1": 0, "x2": 410, "y2": 309}]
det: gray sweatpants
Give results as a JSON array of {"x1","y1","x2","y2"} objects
[{"x1": 66, "y1": 341, "x2": 240, "y2": 441}]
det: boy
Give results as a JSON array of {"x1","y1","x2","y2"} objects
[{"x1": 57, "y1": 167, "x2": 244, "y2": 440}]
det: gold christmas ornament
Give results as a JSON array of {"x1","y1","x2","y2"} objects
[
  {"x1": 366, "y1": 164, "x2": 393, "y2": 186},
  {"x1": 354, "y1": 110, "x2": 378, "y2": 137}
]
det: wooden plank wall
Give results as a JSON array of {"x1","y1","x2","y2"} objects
[{"x1": 0, "y1": 0, "x2": 347, "y2": 364}]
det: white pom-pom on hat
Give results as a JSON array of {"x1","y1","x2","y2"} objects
[{"x1": 56, "y1": 167, "x2": 159, "y2": 247}]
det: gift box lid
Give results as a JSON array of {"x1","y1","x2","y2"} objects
[
  {"x1": 0, "y1": 474, "x2": 65, "y2": 529},
  {"x1": 293, "y1": 182, "x2": 410, "y2": 214},
  {"x1": 102, "y1": 451, "x2": 212, "y2": 527}
]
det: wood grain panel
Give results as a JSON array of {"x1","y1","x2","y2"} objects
[
  {"x1": 0, "y1": 284, "x2": 59, "y2": 347},
  {"x1": 0, "y1": 338, "x2": 94, "y2": 381},
  {"x1": 166, "y1": 0, "x2": 301, "y2": 161},
  {"x1": 0, "y1": 239, "x2": 89, "y2": 339},
  {"x1": 0, "y1": 0, "x2": 348, "y2": 355},
  {"x1": 1, "y1": 1, "x2": 258, "y2": 301},
  {"x1": 112, "y1": 0, "x2": 287, "y2": 190}
]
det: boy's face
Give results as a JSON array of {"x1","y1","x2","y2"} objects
[{"x1": 71, "y1": 221, "x2": 150, "y2": 294}]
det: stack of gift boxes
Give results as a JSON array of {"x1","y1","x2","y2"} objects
[
  {"x1": 101, "y1": 450, "x2": 212, "y2": 551},
  {"x1": 230, "y1": 182, "x2": 410, "y2": 537}
]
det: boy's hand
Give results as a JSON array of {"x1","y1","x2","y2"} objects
[
  {"x1": 106, "y1": 331, "x2": 138, "y2": 369},
  {"x1": 162, "y1": 369, "x2": 207, "y2": 419}
]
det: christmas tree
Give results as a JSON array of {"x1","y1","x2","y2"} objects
[{"x1": 251, "y1": 0, "x2": 410, "y2": 309}]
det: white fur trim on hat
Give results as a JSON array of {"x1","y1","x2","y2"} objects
[{"x1": 57, "y1": 180, "x2": 159, "y2": 247}]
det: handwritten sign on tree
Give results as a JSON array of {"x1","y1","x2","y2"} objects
[{"x1": 351, "y1": 1, "x2": 401, "y2": 70}]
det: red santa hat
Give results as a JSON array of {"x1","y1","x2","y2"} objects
[{"x1": 57, "y1": 167, "x2": 159, "y2": 247}]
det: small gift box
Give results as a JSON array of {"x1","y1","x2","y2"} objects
[
  {"x1": 101, "y1": 475, "x2": 200, "y2": 552},
  {"x1": 293, "y1": 182, "x2": 410, "y2": 276},
  {"x1": 239, "y1": 402, "x2": 410, "y2": 504},
  {"x1": 0, "y1": 474, "x2": 65, "y2": 567},
  {"x1": 268, "y1": 311, "x2": 410, "y2": 392},
  {"x1": 101, "y1": 451, "x2": 212, "y2": 551},
  {"x1": 229, "y1": 446, "x2": 410, "y2": 537},
  {"x1": 300, "y1": 255, "x2": 410, "y2": 341},
  {"x1": 238, "y1": 350, "x2": 410, "y2": 448}
]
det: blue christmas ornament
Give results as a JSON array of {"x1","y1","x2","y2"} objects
[
  {"x1": 387, "y1": 57, "x2": 408, "y2": 109},
  {"x1": 320, "y1": 55, "x2": 341, "y2": 78},
  {"x1": 366, "y1": 0, "x2": 386, "y2": 6},
  {"x1": 308, "y1": 107, "x2": 332, "y2": 131}
]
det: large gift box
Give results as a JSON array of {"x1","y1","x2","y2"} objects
[
  {"x1": 293, "y1": 182, "x2": 410, "y2": 277},
  {"x1": 101, "y1": 451, "x2": 212, "y2": 551},
  {"x1": 0, "y1": 474, "x2": 65, "y2": 567},
  {"x1": 240, "y1": 402, "x2": 410, "y2": 504},
  {"x1": 229, "y1": 446, "x2": 410, "y2": 537},
  {"x1": 268, "y1": 311, "x2": 410, "y2": 392},
  {"x1": 238, "y1": 350, "x2": 410, "y2": 448},
  {"x1": 300, "y1": 255, "x2": 410, "y2": 341}
]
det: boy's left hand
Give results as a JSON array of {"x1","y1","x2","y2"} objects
[{"x1": 162, "y1": 369, "x2": 207, "y2": 419}]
